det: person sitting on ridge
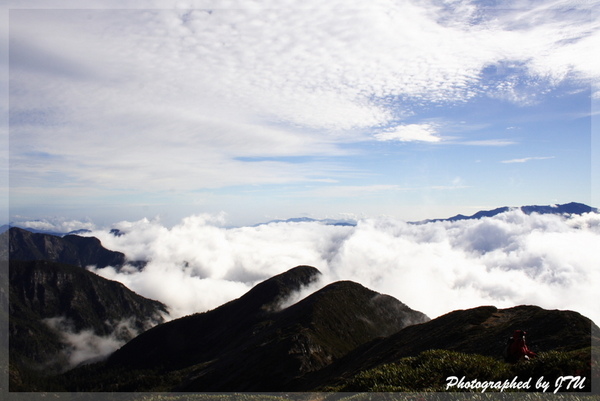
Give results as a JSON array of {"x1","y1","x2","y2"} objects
[{"x1": 504, "y1": 329, "x2": 537, "y2": 363}]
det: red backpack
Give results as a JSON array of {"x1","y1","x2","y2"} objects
[{"x1": 503, "y1": 330, "x2": 537, "y2": 363}]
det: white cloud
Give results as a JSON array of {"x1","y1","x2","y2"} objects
[
  {"x1": 501, "y1": 156, "x2": 555, "y2": 163},
  {"x1": 44, "y1": 316, "x2": 142, "y2": 368},
  {"x1": 462, "y1": 139, "x2": 517, "y2": 147},
  {"x1": 296, "y1": 182, "x2": 470, "y2": 199},
  {"x1": 11, "y1": 216, "x2": 96, "y2": 233},
  {"x1": 374, "y1": 124, "x2": 441, "y2": 143},
  {"x1": 85, "y1": 210, "x2": 600, "y2": 327},
  {"x1": 8, "y1": 1, "x2": 599, "y2": 198},
  {"x1": 89, "y1": 214, "x2": 350, "y2": 318},
  {"x1": 300, "y1": 185, "x2": 409, "y2": 198}
]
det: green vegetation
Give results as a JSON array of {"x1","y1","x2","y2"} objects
[
  {"x1": 324, "y1": 394, "x2": 600, "y2": 401},
  {"x1": 2, "y1": 391, "x2": 599, "y2": 401},
  {"x1": 136, "y1": 395, "x2": 294, "y2": 401},
  {"x1": 326, "y1": 348, "x2": 595, "y2": 393},
  {"x1": 26, "y1": 348, "x2": 593, "y2": 394}
]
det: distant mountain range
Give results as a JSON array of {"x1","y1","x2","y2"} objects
[
  {"x1": 2, "y1": 202, "x2": 596, "y2": 236},
  {"x1": 246, "y1": 202, "x2": 599, "y2": 228},
  {"x1": 418, "y1": 201, "x2": 598, "y2": 224},
  {"x1": 0, "y1": 224, "x2": 91, "y2": 236},
  {"x1": 259, "y1": 217, "x2": 358, "y2": 227}
]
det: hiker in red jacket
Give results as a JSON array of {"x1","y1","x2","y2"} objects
[{"x1": 504, "y1": 329, "x2": 537, "y2": 363}]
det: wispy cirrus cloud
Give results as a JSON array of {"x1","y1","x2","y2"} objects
[
  {"x1": 462, "y1": 140, "x2": 518, "y2": 147},
  {"x1": 501, "y1": 156, "x2": 555, "y2": 164},
  {"x1": 297, "y1": 182, "x2": 469, "y2": 199},
  {"x1": 372, "y1": 122, "x2": 520, "y2": 147},
  {"x1": 374, "y1": 124, "x2": 441, "y2": 143}
]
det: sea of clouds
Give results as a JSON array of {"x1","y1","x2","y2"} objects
[{"x1": 82, "y1": 210, "x2": 600, "y2": 328}]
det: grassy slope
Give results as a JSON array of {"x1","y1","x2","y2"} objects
[{"x1": 326, "y1": 348, "x2": 597, "y2": 393}]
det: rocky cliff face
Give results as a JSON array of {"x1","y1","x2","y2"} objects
[
  {"x1": 10, "y1": 260, "x2": 167, "y2": 333},
  {"x1": 9, "y1": 259, "x2": 168, "y2": 383}
]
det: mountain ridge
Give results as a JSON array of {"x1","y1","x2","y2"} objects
[
  {"x1": 254, "y1": 202, "x2": 598, "y2": 227},
  {"x1": 106, "y1": 265, "x2": 324, "y2": 370},
  {"x1": 0, "y1": 227, "x2": 142, "y2": 270},
  {"x1": 418, "y1": 201, "x2": 598, "y2": 224},
  {"x1": 8, "y1": 261, "x2": 597, "y2": 392},
  {"x1": 64, "y1": 266, "x2": 429, "y2": 392},
  {"x1": 297, "y1": 304, "x2": 600, "y2": 391}
]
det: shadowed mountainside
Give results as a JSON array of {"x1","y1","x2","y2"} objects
[
  {"x1": 9, "y1": 259, "x2": 168, "y2": 389},
  {"x1": 1, "y1": 227, "x2": 127, "y2": 269},
  {"x1": 297, "y1": 304, "x2": 600, "y2": 391},
  {"x1": 61, "y1": 266, "x2": 429, "y2": 391},
  {"x1": 9, "y1": 262, "x2": 597, "y2": 392}
]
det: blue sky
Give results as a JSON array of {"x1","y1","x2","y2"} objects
[{"x1": 4, "y1": 0, "x2": 600, "y2": 228}]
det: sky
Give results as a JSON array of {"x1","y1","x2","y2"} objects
[{"x1": 3, "y1": 0, "x2": 600, "y2": 227}]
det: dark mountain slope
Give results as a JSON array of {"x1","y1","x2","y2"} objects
[
  {"x1": 299, "y1": 304, "x2": 600, "y2": 391},
  {"x1": 9, "y1": 259, "x2": 168, "y2": 383},
  {"x1": 2, "y1": 227, "x2": 125, "y2": 269},
  {"x1": 71, "y1": 266, "x2": 428, "y2": 391},
  {"x1": 106, "y1": 265, "x2": 323, "y2": 371},
  {"x1": 176, "y1": 280, "x2": 429, "y2": 391}
]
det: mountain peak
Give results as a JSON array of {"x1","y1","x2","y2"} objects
[
  {"x1": 101, "y1": 267, "x2": 428, "y2": 391},
  {"x1": 241, "y1": 265, "x2": 321, "y2": 311}
]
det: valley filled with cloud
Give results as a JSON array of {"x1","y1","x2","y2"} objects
[{"x1": 82, "y1": 210, "x2": 600, "y2": 327}]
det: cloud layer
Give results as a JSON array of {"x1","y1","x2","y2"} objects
[
  {"x1": 87, "y1": 210, "x2": 600, "y2": 327},
  {"x1": 501, "y1": 156, "x2": 555, "y2": 164},
  {"x1": 375, "y1": 124, "x2": 441, "y2": 143}
]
